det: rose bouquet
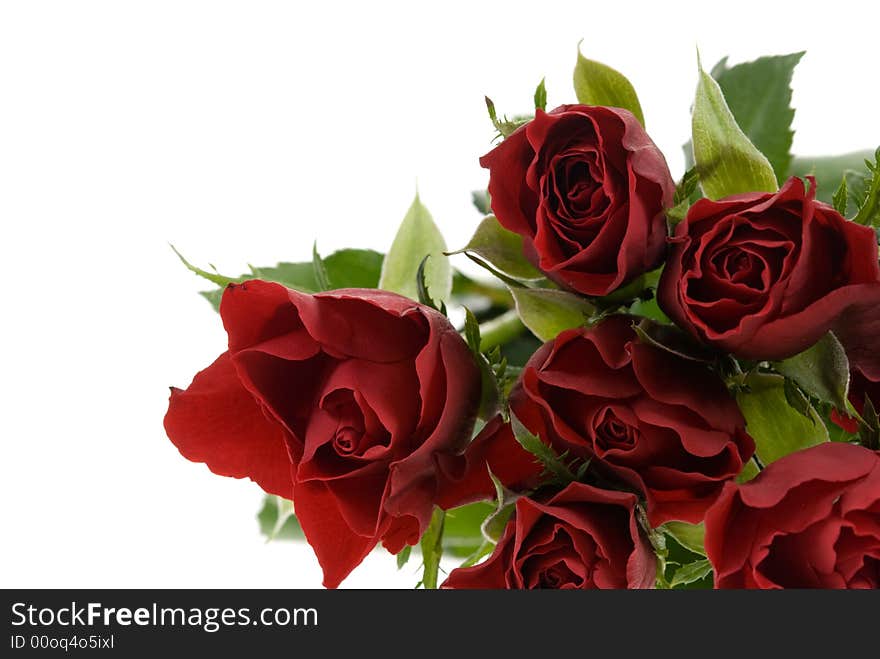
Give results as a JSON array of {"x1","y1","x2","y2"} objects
[{"x1": 165, "y1": 47, "x2": 880, "y2": 589}]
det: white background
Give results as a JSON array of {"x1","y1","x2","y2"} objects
[{"x1": 2, "y1": 1, "x2": 878, "y2": 588}]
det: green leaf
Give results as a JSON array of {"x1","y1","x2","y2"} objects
[
  {"x1": 632, "y1": 317, "x2": 718, "y2": 363},
  {"x1": 463, "y1": 307, "x2": 501, "y2": 420},
  {"x1": 396, "y1": 545, "x2": 412, "y2": 570},
  {"x1": 485, "y1": 96, "x2": 530, "y2": 139},
  {"x1": 772, "y1": 332, "x2": 850, "y2": 410},
  {"x1": 443, "y1": 502, "x2": 494, "y2": 557},
  {"x1": 573, "y1": 44, "x2": 644, "y2": 126},
  {"x1": 788, "y1": 150, "x2": 875, "y2": 204},
  {"x1": 534, "y1": 77, "x2": 547, "y2": 111},
  {"x1": 311, "y1": 242, "x2": 331, "y2": 292},
  {"x1": 379, "y1": 194, "x2": 452, "y2": 306},
  {"x1": 663, "y1": 521, "x2": 706, "y2": 557},
  {"x1": 628, "y1": 296, "x2": 672, "y2": 324},
  {"x1": 667, "y1": 167, "x2": 700, "y2": 224},
  {"x1": 196, "y1": 249, "x2": 384, "y2": 311},
  {"x1": 510, "y1": 413, "x2": 577, "y2": 484},
  {"x1": 416, "y1": 255, "x2": 446, "y2": 314},
  {"x1": 458, "y1": 540, "x2": 495, "y2": 569},
  {"x1": 669, "y1": 559, "x2": 713, "y2": 588},
  {"x1": 859, "y1": 396, "x2": 880, "y2": 451},
  {"x1": 852, "y1": 148, "x2": 880, "y2": 227},
  {"x1": 420, "y1": 507, "x2": 445, "y2": 589},
  {"x1": 674, "y1": 167, "x2": 700, "y2": 206},
  {"x1": 448, "y1": 215, "x2": 544, "y2": 283},
  {"x1": 692, "y1": 56, "x2": 778, "y2": 200},
  {"x1": 783, "y1": 378, "x2": 815, "y2": 422},
  {"x1": 248, "y1": 261, "x2": 319, "y2": 292},
  {"x1": 736, "y1": 372, "x2": 829, "y2": 464},
  {"x1": 509, "y1": 287, "x2": 595, "y2": 342},
  {"x1": 832, "y1": 177, "x2": 849, "y2": 215},
  {"x1": 322, "y1": 249, "x2": 384, "y2": 288},
  {"x1": 476, "y1": 310, "x2": 526, "y2": 353},
  {"x1": 710, "y1": 52, "x2": 804, "y2": 182},
  {"x1": 171, "y1": 244, "x2": 241, "y2": 288},
  {"x1": 257, "y1": 496, "x2": 303, "y2": 541},
  {"x1": 471, "y1": 189, "x2": 492, "y2": 215},
  {"x1": 480, "y1": 469, "x2": 518, "y2": 544},
  {"x1": 463, "y1": 307, "x2": 482, "y2": 353}
]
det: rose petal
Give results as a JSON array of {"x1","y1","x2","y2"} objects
[{"x1": 164, "y1": 352, "x2": 295, "y2": 498}]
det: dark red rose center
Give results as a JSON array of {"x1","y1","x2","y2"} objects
[
  {"x1": 546, "y1": 149, "x2": 611, "y2": 229},
  {"x1": 322, "y1": 388, "x2": 390, "y2": 458},
  {"x1": 538, "y1": 561, "x2": 580, "y2": 589},
  {"x1": 519, "y1": 526, "x2": 591, "y2": 589},
  {"x1": 332, "y1": 426, "x2": 361, "y2": 455},
  {"x1": 594, "y1": 408, "x2": 638, "y2": 451},
  {"x1": 720, "y1": 249, "x2": 763, "y2": 286}
]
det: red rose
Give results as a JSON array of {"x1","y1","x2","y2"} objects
[
  {"x1": 481, "y1": 104, "x2": 674, "y2": 296},
  {"x1": 509, "y1": 315, "x2": 754, "y2": 525},
  {"x1": 442, "y1": 481, "x2": 656, "y2": 589},
  {"x1": 705, "y1": 442, "x2": 880, "y2": 589},
  {"x1": 658, "y1": 176, "x2": 880, "y2": 361},
  {"x1": 164, "y1": 280, "x2": 480, "y2": 588}
]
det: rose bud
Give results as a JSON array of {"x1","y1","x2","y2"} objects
[{"x1": 482, "y1": 104, "x2": 674, "y2": 296}]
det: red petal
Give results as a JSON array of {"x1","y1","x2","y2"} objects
[
  {"x1": 164, "y1": 352, "x2": 295, "y2": 498},
  {"x1": 293, "y1": 479, "x2": 376, "y2": 589}
]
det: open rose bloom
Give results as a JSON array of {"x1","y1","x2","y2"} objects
[{"x1": 165, "y1": 49, "x2": 880, "y2": 589}]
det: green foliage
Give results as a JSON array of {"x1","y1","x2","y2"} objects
[
  {"x1": 832, "y1": 177, "x2": 849, "y2": 214},
  {"x1": 710, "y1": 52, "x2": 804, "y2": 182},
  {"x1": 379, "y1": 193, "x2": 452, "y2": 306},
  {"x1": 257, "y1": 496, "x2": 303, "y2": 541},
  {"x1": 736, "y1": 372, "x2": 829, "y2": 464},
  {"x1": 419, "y1": 507, "x2": 446, "y2": 589},
  {"x1": 851, "y1": 148, "x2": 880, "y2": 227},
  {"x1": 772, "y1": 332, "x2": 850, "y2": 410},
  {"x1": 668, "y1": 559, "x2": 713, "y2": 588},
  {"x1": 783, "y1": 378, "x2": 815, "y2": 423},
  {"x1": 311, "y1": 242, "x2": 331, "y2": 292},
  {"x1": 534, "y1": 77, "x2": 547, "y2": 111},
  {"x1": 692, "y1": 56, "x2": 778, "y2": 200},
  {"x1": 443, "y1": 502, "x2": 495, "y2": 558},
  {"x1": 859, "y1": 397, "x2": 880, "y2": 451},
  {"x1": 788, "y1": 150, "x2": 875, "y2": 204},
  {"x1": 416, "y1": 255, "x2": 447, "y2": 314},
  {"x1": 471, "y1": 189, "x2": 492, "y2": 215},
  {"x1": 462, "y1": 307, "x2": 502, "y2": 420},
  {"x1": 510, "y1": 413, "x2": 587, "y2": 485},
  {"x1": 396, "y1": 545, "x2": 412, "y2": 570},
  {"x1": 663, "y1": 521, "x2": 706, "y2": 557},
  {"x1": 485, "y1": 96, "x2": 530, "y2": 139},
  {"x1": 480, "y1": 470, "x2": 518, "y2": 544},
  {"x1": 667, "y1": 167, "x2": 700, "y2": 224},
  {"x1": 509, "y1": 287, "x2": 595, "y2": 342},
  {"x1": 190, "y1": 248, "x2": 385, "y2": 311},
  {"x1": 632, "y1": 317, "x2": 717, "y2": 363},
  {"x1": 448, "y1": 215, "x2": 544, "y2": 284},
  {"x1": 573, "y1": 44, "x2": 644, "y2": 126}
]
